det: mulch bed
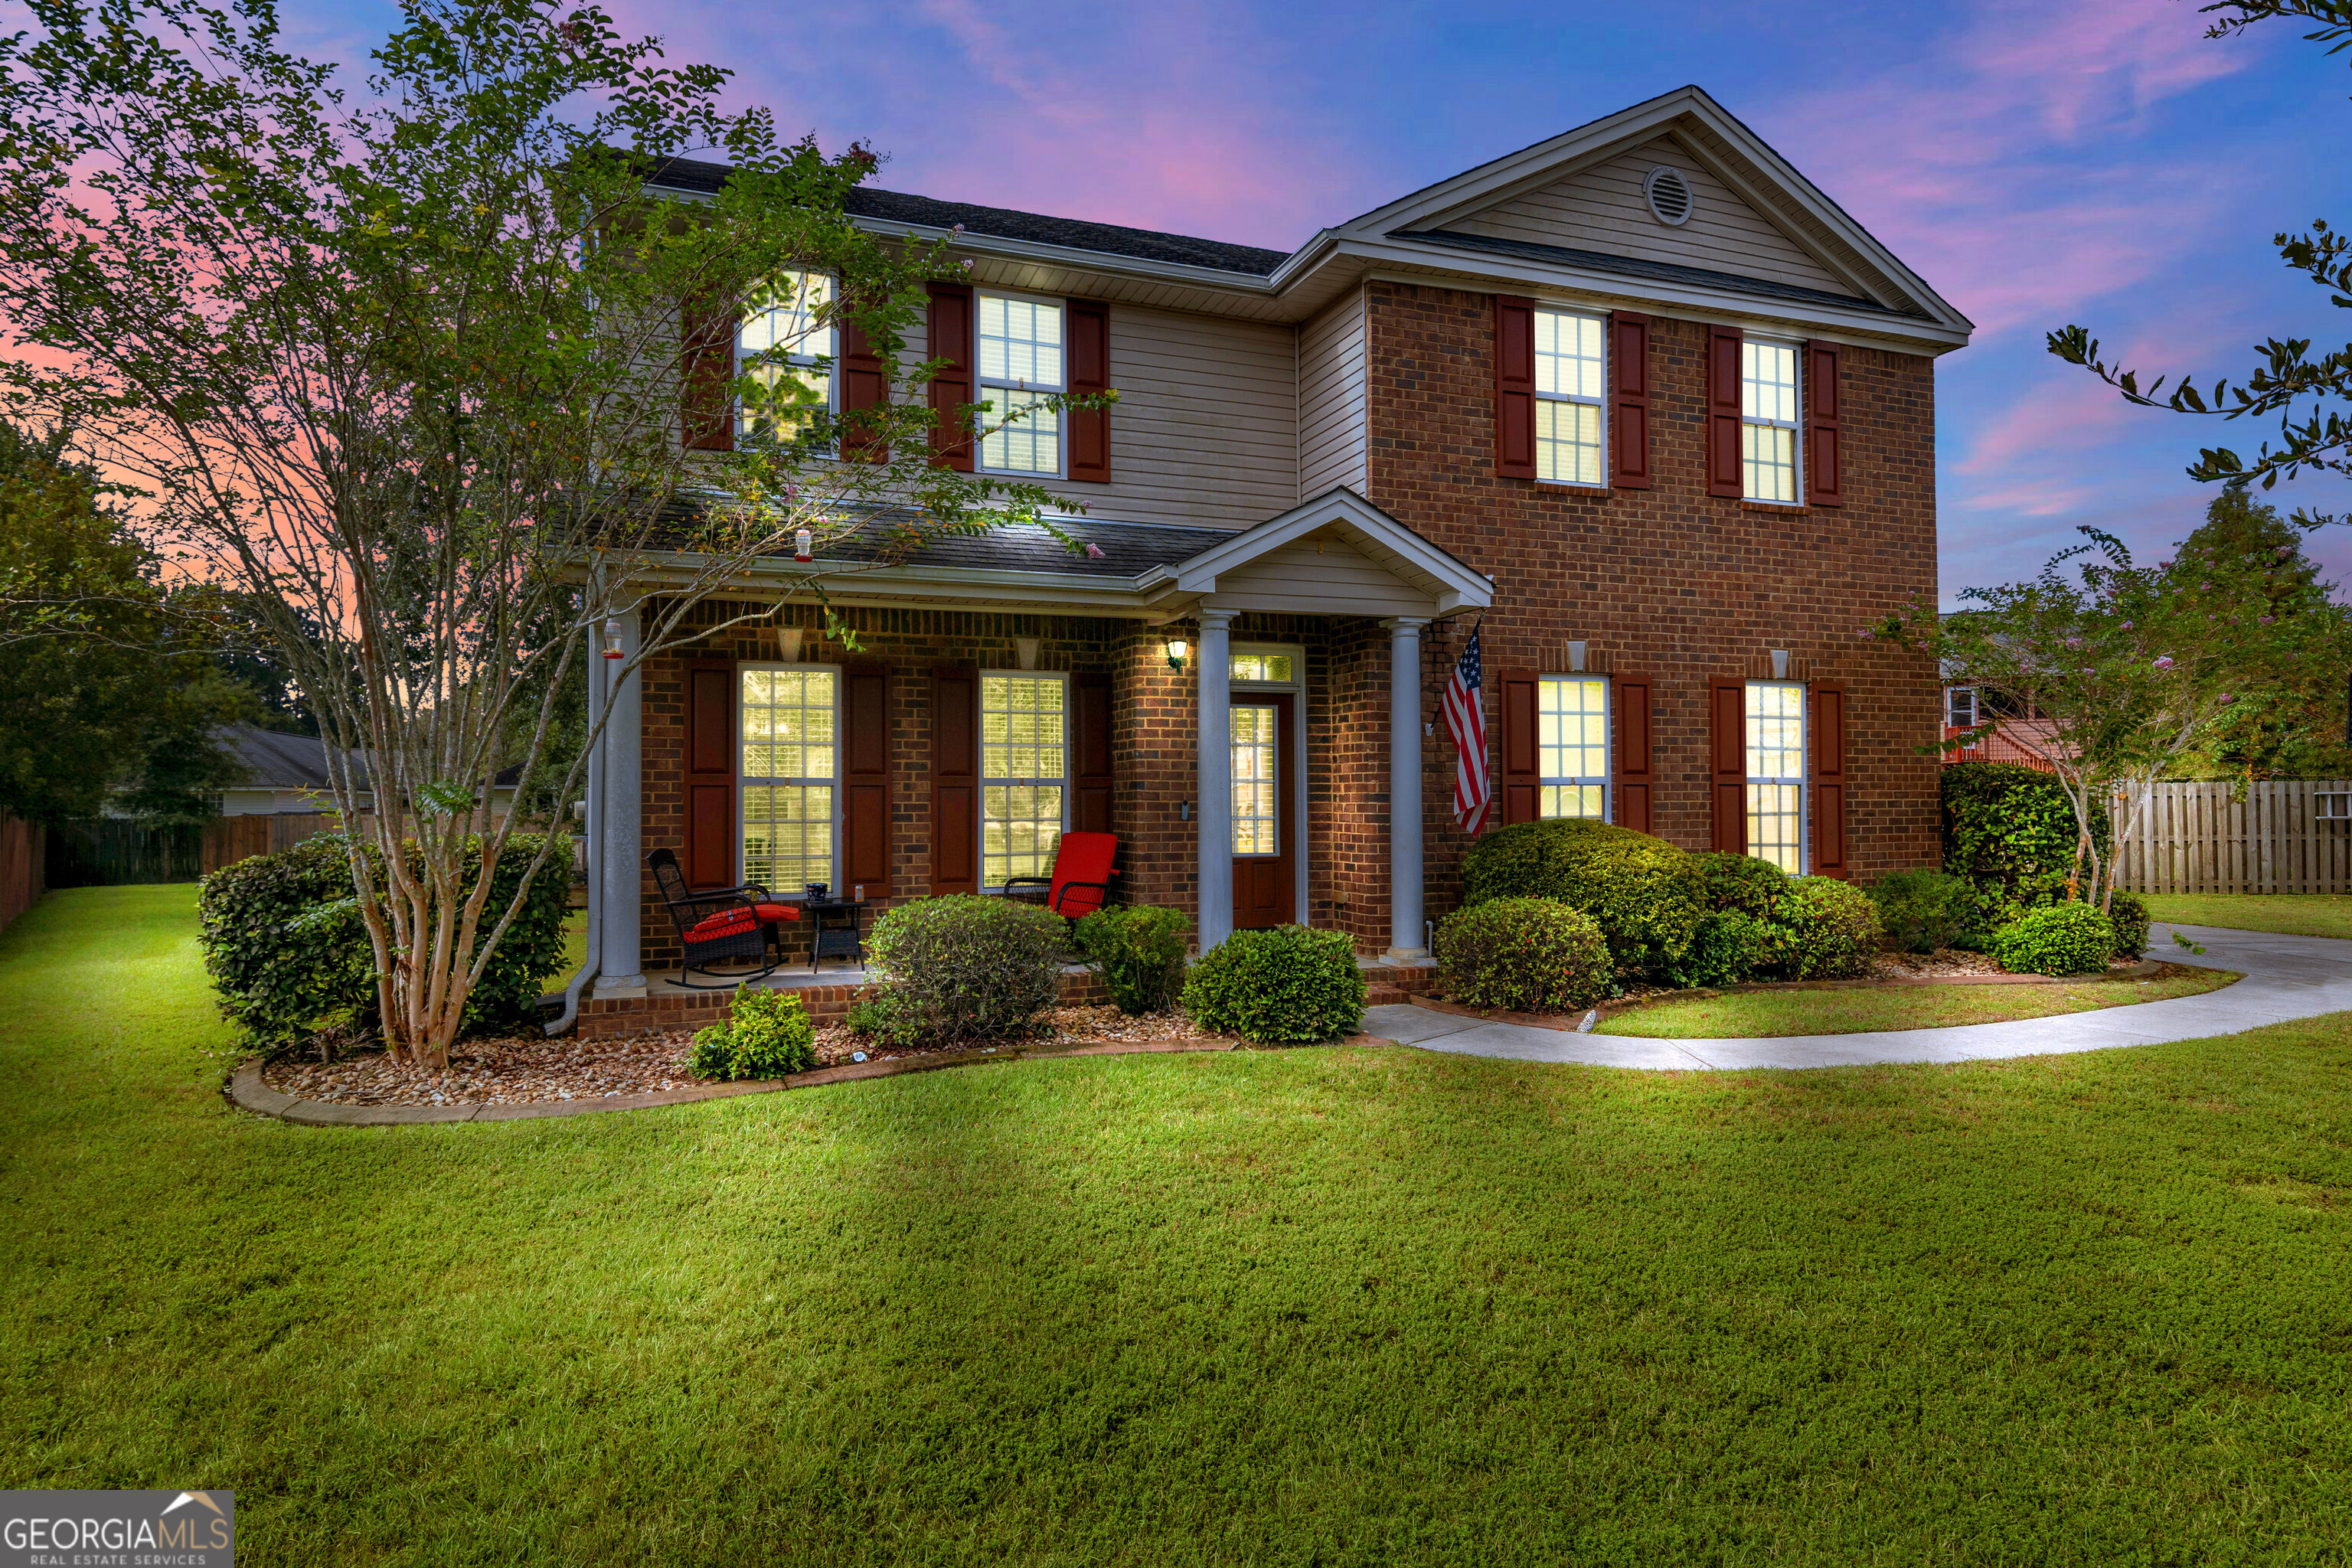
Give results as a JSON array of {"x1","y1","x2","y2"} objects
[{"x1": 263, "y1": 1004, "x2": 1215, "y2": 1110}]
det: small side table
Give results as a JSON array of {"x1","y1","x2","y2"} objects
[{"x1": 804, "y1": 899, "x2": 869, "y2": 974}]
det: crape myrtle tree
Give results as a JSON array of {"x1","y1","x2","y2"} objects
[
  {"x1": 1872, "y1": 511, "x2": 2352, "y2": 913},
  {"x1": 0, "y1": 0, "x2": 1103, "y2": 1070},
  {"x1": 2050, "y1": 0, "x2": 2352, "y2": 528}
]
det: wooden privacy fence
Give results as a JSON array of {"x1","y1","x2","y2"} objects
[
  {"x1": 199, "y1": 812, "x2": 359, "y2": 874},
  {"x1": 1, "y1": 811, "x2": 44, "y2": 936},
  {"x1": 2112, "y1": 779, "x2": 2352, "y2": 894}
]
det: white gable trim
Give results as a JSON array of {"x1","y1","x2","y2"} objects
[{"x1": 1157, "y1": 488, "x2": 1494, "y2": 616}]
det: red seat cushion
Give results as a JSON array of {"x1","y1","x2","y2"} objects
[
  {"x1": 685, "y1": 903, "x2": 800, "y2": 944},
  {"x1": 753, "y1": 903, "x2": 801, "y2": 923},
  {"x1": 1047, "y1": 831, "x2": 1118, "y2": 918}
]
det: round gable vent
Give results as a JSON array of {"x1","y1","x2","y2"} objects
[{"x1": 1644, "y1": 165, "x2": 1694, "y2": 227}]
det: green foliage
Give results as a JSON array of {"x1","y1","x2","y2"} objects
[
  {"x1": 1694, "y1": 852, "x2": 1789, "y2": 919},
  {"x1": 845, "y1": 991, "x2": 920, "y2": 1049},
  {"x1": 196, "y1": 830, "x2": 571, "y2": 1048},
  {"x1": 1942, "y1": 764, "x2": 2102, "y2": 908},
  {"x1": 1460, "y1": 818, "x2": 1705, "y2": 975},
  {"x1": 1073, "y1": 904, "x2": 1190, "y2": 1017},
  {"x1": 1434, "y1": 897, "x2": 1612, "y2": 1015},
  {"x1": 1993, "y1": 903, "x2": 2117, "y2": 977},
  {"x1": 1761, "y1": 877, "x2": 1886, "y2": 980},
  {"x1": 1664, "y1": 910, "x2": 1769, "y2": 989},
  {"x1": 1181, "y1": 926, "x2": 1366, "y2": 1044},
  {"x1": 691, "y1": 988, "x2": 815, "y2": 1081},
  {"x1": 1865, "y1": 869, "x2": 1981, "y2": 954},
  {"x1": 2105, "y1": 890, "x2": 2151, "y2": 961},
  {"x1": 864, "y1": 895, "x2": 1066, "y2": 1046}
]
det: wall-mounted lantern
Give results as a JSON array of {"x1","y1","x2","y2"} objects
[{"x1": 1165, "y1": 636, "x2": 1189, "y2": 671}]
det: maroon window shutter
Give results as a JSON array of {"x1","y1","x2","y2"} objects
[
  {"x1": 1811, "y1": 681, "x2": 1849, "y2": 879},
  {"x1": 926, "y1": 283, "x2": 975, "y2": 472},
  {"x1": 844, "y1": 665, "x2": 890, "y2": 892},
  {"x1": 1067, "y1": 299, "x2": 1112, "y2": 483},
  {"x1": 680, "y1": 296, "x2": 736, "y2": 452},
  {"x1": 1494, "y1": 296, "x2": 1537, "y2": 481},
  {"x1": 1610, "y1": 312, "x2": 1652, "y2": 489},
  {"x1": 838, "y1": 310, "x2": 890, "y2": 465},
  {"x1": 1803, "y1": 340, "x2": 1844, "y2": 508},
  {"x1": 1499, "y1": 668, "x2": 1540, "y2": 825},
  {"x1": 930, "y1": 666, "x2": 979, "y2": 894},
  {"x1": 1072, "y1": 671, "x2": 1115, "y2": 833},
  {"x1": 1613, "y1": 673, "x2": 1652, "y2": 834},
  {"x1": 684, "y1": 660, "x2": 737, "y2": 889},
  {"x1": 1707, "y1": 325, "x2": 1744, "y2": 498},
  {"x1": 1710, "y1": 678, "x2": 1746, "y2": 854}
]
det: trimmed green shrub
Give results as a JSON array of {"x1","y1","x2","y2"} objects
[
  {"x1": 198, "y1": 831, "x2": 571, "y2": 1048},
  {"x1": 845, "y1": 990, "x2": 919, "y2": 1049},
  {"x1": 1664, "y1": 910, "x2": 1767, "y2": 988},
  {"x1": 1073, "y1": 904, "x2": 1191, "y2": 1015},
  {"x1": 691, "y1": 987, "x2": 815, "y2": 1080},
  {"x1": 2105, "y1": 890, "x2": 2151, "y2": 960},
  {"x1": 863, "y1": 893, "x2": 1065, "y2": 1045},
  {"x1": 1865, "y1": 869, "x2": 1978, "y2": 953},
  {"x1": 1694, "y1": 852, "x2": 1788, "y2": 919},
  {"x1": 1992, "y1": 902, "x2": 2115, "y2": 976},
  {"x1": 1459, "y1": 818, "x2": 1705, "y2": 976},
  {"x1": 1182, "y1": 925, "x2": 1365, "y2": 1044},
  {"x1": 1760, "y1": 877, "x2": 1885, "y2": 979},
  {"x1": 1942, "y1": 763, "x2": 2105, "y2": 908},
  {"x1": 1435, "y1": 897, "x2": 1612, "y2": 1014}
]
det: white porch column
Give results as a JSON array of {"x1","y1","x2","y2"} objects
[
  {"x1": 1383, "y1": 616, "x2": 1429, "y2": 962},
  {"x1": 1194, "y1": 609, "x2": 1236, "y2": 952},
  {"x1": 593, "y1": 604, "x2": 645, "y2": 995}
]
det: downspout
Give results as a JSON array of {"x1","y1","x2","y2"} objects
[{"x1": 545, "y1": 612, "x2": 606, "y2": 1035}]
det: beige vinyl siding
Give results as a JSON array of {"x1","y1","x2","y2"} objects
[
  {"x1": 1450, "y1": 137, "x2": 1851, "y2": 296},
  {"x1": 1297, "y1": 291, "x2": 1367, "y2": 499},
  {"x1": 1204, "y1": 534, "x2": 1432, "y2": 618},
  {"x1": 900, "y1": 299, "x2": 1298, "y2": 529}
]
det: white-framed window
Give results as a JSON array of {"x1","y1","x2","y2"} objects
[
  {"x1": 1945, "y1": 687, "x2": 1978, "y2": 728},
  {"x1": 1534, "y1": 307, "x2": 1607, "y2": 486},
  {"x1": 737, "y1": 270, "x2": 836, "y2": 446},
  {"x1": 1742, "y1": 338, "x2": 1802, "y2": 503},
  {"x1": 740, "y1": 665, "x2": 838, "y2": 893},
  {"x1": 981, "y1": 671, "x2": 1068, "y2": 890},
  {"x1": 1230, "y1": 650, "x2": 1294, "y2": 684},
  {"x1": 976, "y1": 292, "x2": 1064, "y2": 477},
  {"x1": 1231, "y1": 705, "x2": 1279, "y2": 856},
  {"x1": 1746, "y1": 680, "x2": 1805, "y2": 874},
  {"x1": 1538, "y1": 674, "x2": 1610, "y2": 820}
]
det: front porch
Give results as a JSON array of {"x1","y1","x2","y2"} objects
[{"x1": 580, "y1": 488, "x2": 1490, "y2": 1025}]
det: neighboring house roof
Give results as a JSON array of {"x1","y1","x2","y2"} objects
[{"x1": 214, "y1": 724, "x2": 364, "y2": 793}]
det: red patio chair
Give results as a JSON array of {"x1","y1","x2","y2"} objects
[
  {"x1": 1002, "y1": 831, "x2": 1119, "y2": 919},
  {"x1": 646, "y1": 848, "x2": 801, "y2": 988}
]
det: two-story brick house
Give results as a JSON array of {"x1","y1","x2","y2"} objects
[{"x1": 580, "y1": 84, "x2": 1971, "y2": 1027}]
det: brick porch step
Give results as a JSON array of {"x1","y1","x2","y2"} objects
[{"x1": 1364, "y1": 984, "x2": 1407, "y2": 1007}]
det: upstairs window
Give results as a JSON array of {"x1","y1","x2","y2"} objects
[
  {"x1": 977, "y1": 292, "x2": 1064, "y2": 476},
  {"x1": 1741, "y1": 338, "x2": 1801, "y2": 502},
  {"x1": 1537, "y1": 675, "x2": 1610, "y2": 819},
  {"x1": 737, "y1": 270, "x2": 835, "y2": 446},
  {"x1": 1533, "y1": 308, "x2": 1607, "y2": 486}
]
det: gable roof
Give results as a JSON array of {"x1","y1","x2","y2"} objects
[{"x1": 213, "y1": 724, "x2": 367, "y2": 792}]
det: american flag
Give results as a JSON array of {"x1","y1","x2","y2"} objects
[{"x1": 1442, "y1": 622, "x2": 1493, "y2": 835}]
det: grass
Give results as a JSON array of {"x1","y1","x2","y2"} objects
[
  {"x1": 2145, "y1": 892, "x2": 2352, "y2": 940},
  {"x1": 1599, "y1": 966, "x2": 2238, "y2": 1038},
  {"x1": 556, "y1": 906, "x2": 587, "y2": 977},
  {"x1": 3, "y1": 885, "x2": 2350, "y2": 1563}
]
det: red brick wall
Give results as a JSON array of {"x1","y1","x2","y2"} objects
[{"x1": 1362, "y1": 281, "x2": 1945, "y2": 910}]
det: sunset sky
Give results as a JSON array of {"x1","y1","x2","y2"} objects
[{"x1": 37, "y1": 0, "x2": 2352, "y2": 602}]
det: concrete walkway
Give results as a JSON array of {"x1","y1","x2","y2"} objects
[{"x1": 1365, "y1": 924, "x2": 2352, "y2": 1071}]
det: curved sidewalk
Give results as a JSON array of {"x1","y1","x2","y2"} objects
[{"x1": 1365, "y1": 924, "x2": 2352, "y2": 1071}]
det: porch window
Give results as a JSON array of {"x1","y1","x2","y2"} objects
[
  {"x1": 1231, "y1": 706, "x2": 1278, "y2": 854},
  {"x1": 1534, "y1": 307, "x2": 1606, "y2": 486},
  {"x1": 740, "y1": 666, "x2": 837, "y2": 892},
  {"x1": 1537, "y1": 674, "x2": 1609, "y2": 819},
  {"x1": 1746, "y1": 680, "x2": 1805, "y2": 873},
  {"x1": 976, "y1": 292, "x2": 1064, "y2": 476},
  {"x1": 1742, "y1": 338, "x2": 1802, "y2": 502},
  {"x1": 738, "y1": 270, "x2": 835, "y2": 446},
  {"x1": 981, "y1": 672, "x2": 1067, "y2": 889},
  {"x1": 1230, "y1": 651, "x2": 1292, "y2": 683}
]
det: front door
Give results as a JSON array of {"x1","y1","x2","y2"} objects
[{"x1": 1230, "y1": 693, "x2": 1296, "y2": 929}]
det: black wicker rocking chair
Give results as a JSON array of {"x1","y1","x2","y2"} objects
[{"x1": 646, "y1": 848, "x2": 800, "y2": 989}]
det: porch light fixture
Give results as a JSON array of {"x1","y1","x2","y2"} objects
[
  {"x1": 1165, "y1": 636, "x2": 1189, "y2": 671},
  {"x1": 601, "y1": 617, "x2": 623, "y2": 660}
]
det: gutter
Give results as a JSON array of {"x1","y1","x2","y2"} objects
[{"x1": 545, "y1": 616, "x2": 605, "y2": 1035}]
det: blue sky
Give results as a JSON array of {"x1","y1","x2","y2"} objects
[{"x1": 47, "y1": 0, "x2": 2352, "y2": 603}]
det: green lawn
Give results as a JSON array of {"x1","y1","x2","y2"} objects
[
  {"x1": 5, "y1": 886, "x2": 2351, "y2": 1563},
  {"x1": 1600, "y1": 967, "x2": 2237, "y2": 1037},
  {"x1": 2145, "y1": 891, "x2": 2352, "y2": 940}
]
